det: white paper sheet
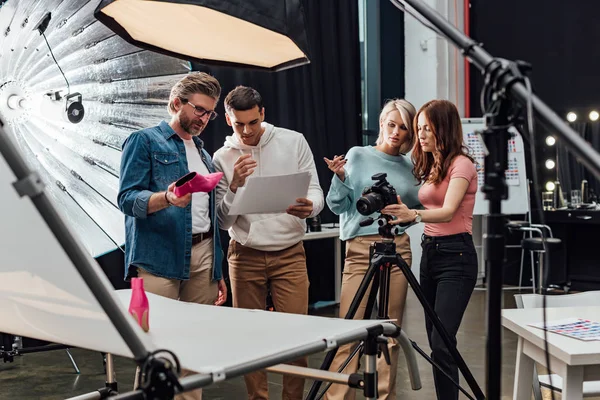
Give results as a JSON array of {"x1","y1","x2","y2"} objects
[{"x1": 228, "y1": 172, "x2": 311, "y2": 215}]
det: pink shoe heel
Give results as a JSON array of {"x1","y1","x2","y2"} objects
[
  {"x1": 173, "y1": 171, "x2": 224, "y2": 197},
  {"x1": 129, "y1": 278, "x2": 150, "y2": 332}
]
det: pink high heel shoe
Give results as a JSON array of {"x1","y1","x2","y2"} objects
[
  {"x1": 173, "y1": 171, "x2": 224, "y2": 197},
  {"x1": 129, "y1": 277, "x2": 149, "y2": 332}
]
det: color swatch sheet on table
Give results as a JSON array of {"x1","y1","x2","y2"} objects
[{"x1": 529, "y1": 318, "x2": 600, "y2": 341}]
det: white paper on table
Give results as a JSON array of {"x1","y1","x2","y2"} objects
[{"x1": 228, "y1": 172, "x2": 311, "y2": 215}]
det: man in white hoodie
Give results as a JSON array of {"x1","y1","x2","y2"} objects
[{"x1": 213, "y1": 86, "x2": 324, "y2": 400}]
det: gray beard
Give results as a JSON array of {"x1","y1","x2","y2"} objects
[{"x1": 180, "y1": 114, "x2": 204, "y2": 136}]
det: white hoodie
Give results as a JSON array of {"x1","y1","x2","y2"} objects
[{"x1": 213, "y1": 122, "x2": 324, "y2": 251}]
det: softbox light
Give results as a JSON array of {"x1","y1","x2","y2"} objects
[{"x1": 94, "y1": 0, "x2": 311, "y2": 72}]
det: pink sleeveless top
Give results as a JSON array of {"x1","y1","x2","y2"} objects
[{"x1": 418, "y1": 155, "x2": 477, "y2": 236}]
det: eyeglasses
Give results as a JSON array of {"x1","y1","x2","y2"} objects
[{"x1": 183, "y1": 100, "x2": 218, "y2": 120}]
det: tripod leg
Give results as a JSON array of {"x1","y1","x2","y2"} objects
[
  {"x1": 377, "y1": 259, "x2": 391, "y2": 320},
  {"x1": 395, "y1": 255, "x2": 485, "y2": 400},
  {"x1": 313, "y1": 343, "x2": 365, "y2": 400},
  {"x1": 65, "y1": 349, "x2": 80, "y2": 374},
  {"x1": 306, "y1": 252, "x2": 384, "y2": 400},
  {"x1": 362, "y1": 266, "x2": 380, "y2": 320}
]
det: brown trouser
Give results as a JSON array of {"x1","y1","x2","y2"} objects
[
  {"x1": 324, "y1": 234, "x2": 412, "y2": 400},
  {"x1": 228, "y1": 240, "x2": 310, "y2": 400},
  {"x1": 136, "y1": 238, "x2": 217, "y2": 400}
]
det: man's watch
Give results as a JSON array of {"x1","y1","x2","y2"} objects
[{"x1": 413, "y1": 210, "x2": 422, "y2": 223}]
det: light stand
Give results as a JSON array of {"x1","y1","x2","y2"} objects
[{"x1": 390, "y1": 1, "x2": 600, "y2": 398}]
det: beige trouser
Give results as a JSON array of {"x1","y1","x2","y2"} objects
[
  {"x1": 136, "y1": 237, "x2": 217, "y2": 400},
  {"x1": 228, "y1": 240, "x2": 310, "y2": 400},
  {"x1": 324, "y1": 234, "x2": 411, "y2": 400}
]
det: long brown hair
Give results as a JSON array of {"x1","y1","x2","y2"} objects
[{"x1": 412, "y1": 100, "x2": 474, "y2": 184}]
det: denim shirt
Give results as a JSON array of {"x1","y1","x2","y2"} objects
[{"x1": 117, "y1": 121, "x2": 223, "y2": 281}]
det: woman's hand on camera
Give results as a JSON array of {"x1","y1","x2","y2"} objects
[
  {"x1": 382, "y1": 196, "x2": 415, "y2": 224},
  {"x1": 324, "y1": 155, "x2": 346, "y2": 182}
]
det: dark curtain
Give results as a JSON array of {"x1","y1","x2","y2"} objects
[
  {"x1": 194, "y1": 0, "x2": 362, "y2": 225},
  {"x1": 192, "y1": 0, "x2": 362, "y2": 305},
  {"x1": 469, "y1": 0, "x2": 600, "y2": 117},
  {"x1": 469, "y1": 0, "x2": 600, "y2": 205},
  {"x1": 558, "y1": 122, "x2": 600, "y2": 196}
]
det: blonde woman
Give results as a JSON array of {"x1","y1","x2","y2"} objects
[{"x1": 323, "y1": 99, "x2": 421, "y2": 400}]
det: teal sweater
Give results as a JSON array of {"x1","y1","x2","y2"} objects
[{"x1": 326, "y1": 146, "x2": 421, "y2": 241}]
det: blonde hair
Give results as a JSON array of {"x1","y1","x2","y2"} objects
[
  {"x1": 168, "y1": 72, "x2": 221, "y2": 115},
  {"x1": 376, "y1": 99, "x2": 417, "y2": 154}
]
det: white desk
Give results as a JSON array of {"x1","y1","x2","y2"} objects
[
  {"x1": 502, "y1": 306, "x2": 600, "y2": 399},
  {"x1": 303, "y1": 224, "x2": 342, "y2": 304}
]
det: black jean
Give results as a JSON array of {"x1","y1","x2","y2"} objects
[{"x1": 420, "y1": 232, "x2": 478, "y2": 400}]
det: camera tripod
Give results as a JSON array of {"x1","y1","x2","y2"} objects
[{"x1": 306, "y1": 215, "x2": 484, "y2": 400}]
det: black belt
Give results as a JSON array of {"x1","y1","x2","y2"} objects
[
  {"x1": 422, "y1": 232, "x2": 472, "y2": 243},
  {"x1": 192, "y1": 228, "x2": 213, "y2": 246}
]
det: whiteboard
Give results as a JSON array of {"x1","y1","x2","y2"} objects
[{"x1": 462, "y1": 118, "x2": 529, "y2": 216}]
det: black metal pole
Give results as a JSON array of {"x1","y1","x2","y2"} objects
[
  {"x1": 0, "y1": 122, "x2": 150, "y2": 363},
  {"x1": 389, "y1": 1, "x2": 600, "y2": 399},
  {"x1": 481, "y1": 102, "x2": 511, "y2": 399}
]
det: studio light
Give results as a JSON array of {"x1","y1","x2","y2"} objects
[
  {"x1": 94, "y1": 0, "x2": 311, "y2": 72},
  {"x1": 7, "y1": 95, "x2": 28, "y2": 110},
  {"x1": 545, "y1": 181, "x2": 556, "y2": 191},
  {"x1": 545, "y1": 136, "x2": 556, "y2": 146},
  {"x1": 566, "y1": 111, "x2": 577, "y2": 122},
  {"x1": 590, "y1": 110, "x2": 599, "y2": 121},
  {"x1": 44, "y1": 91, "x2": 85, "y2": 124},
  {"x1": 545, "y1": 159, "x2": 555, "y2": 169},
  {"x1": 0, "y1": 81, "x2": 31, "y2": 125},
  {"x1": 34, "y1": 12, "x2": 84, "y2": 124}
]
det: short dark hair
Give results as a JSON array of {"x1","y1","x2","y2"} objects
[{"x1": 224, "y1": 86, "x2": 263, "y2": 113}]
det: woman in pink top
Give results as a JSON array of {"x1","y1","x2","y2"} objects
[{"x1": 382, "y1": 99, "x2": 477, "y2": 400}]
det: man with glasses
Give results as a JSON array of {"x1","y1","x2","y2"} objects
[{"x1": 117, "y1": 72, "x2": 225, "y2": 400}]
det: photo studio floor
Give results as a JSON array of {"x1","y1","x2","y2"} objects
[{"x1": 0, "y1": 289, "x2": 577, "y2": 400}]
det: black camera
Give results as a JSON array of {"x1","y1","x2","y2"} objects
[{"x1": 356, "y1": 173, "x2": 398, "y2": 216}]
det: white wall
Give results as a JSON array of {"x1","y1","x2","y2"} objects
[
  {"x1": 404, "y1": 0, "x2": 466, "y2": 114},
  {"x1": 404, "y1": 0, "x2": 469, "y2": 281}
]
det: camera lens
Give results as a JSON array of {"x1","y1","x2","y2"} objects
[{"x1": 356, "y1": 192, "x2": 384, "y2": 216}]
